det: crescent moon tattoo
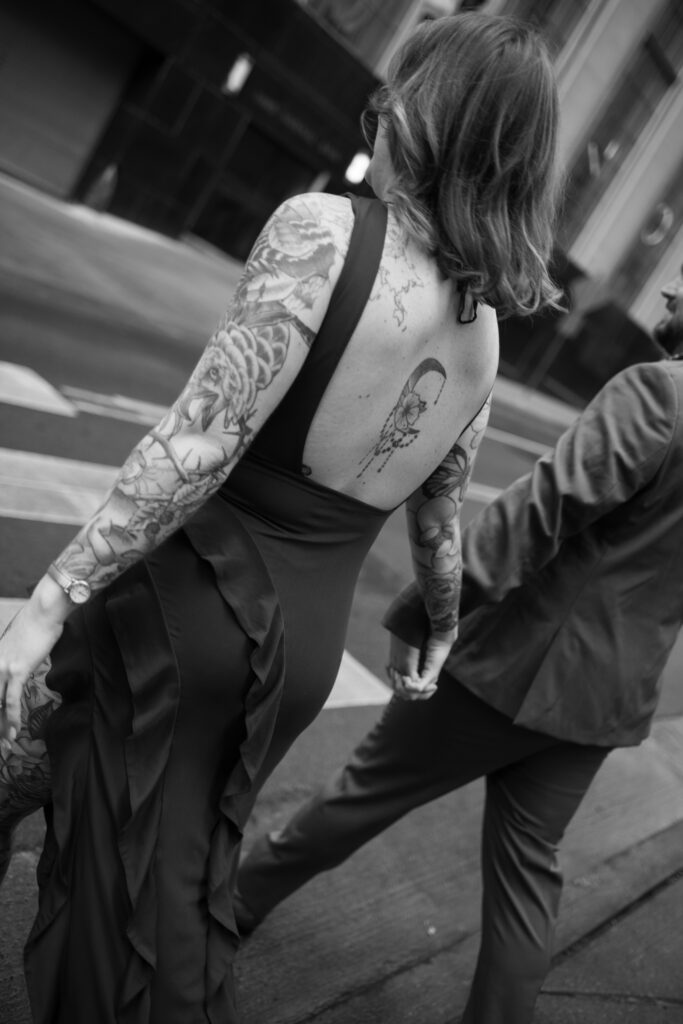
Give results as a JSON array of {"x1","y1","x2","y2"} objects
[{"x1": 357, "y1": 358, "x2": 447, "y2": 477}]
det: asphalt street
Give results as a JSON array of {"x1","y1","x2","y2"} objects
[{"x1": 1, "y1": 174, "x2": 683, "y2": 1022}]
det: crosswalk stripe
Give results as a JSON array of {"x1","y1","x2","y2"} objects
[
  {"x1": 467, "y1": 480, "x2": 501, "y2": 504},
  {"x1": 60, "y1": 385, "x2": 166, "y2": 426},
  {"x1": 0, "y1": 447, "x2": 115, "y2": 524},
  {"x1": 485, "y1": 425, "x2": 550, "y2": 456},
  {"x1": 0, "y1": 361, "x2": 77, "y2": 417}
]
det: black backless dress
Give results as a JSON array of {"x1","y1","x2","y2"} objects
[{"x1": 24, "y1": 196, "x2": 391, "y2": 1024}]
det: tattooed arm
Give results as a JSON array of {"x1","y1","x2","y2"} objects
[
  {"x1": 407, "y1": 395, "x2": 491, "y2": 637},
  {"x1": 0, "y1": 193, "x2": 351, "y2": 739},
  {"x1": 386, "y1": 395, "x2": 491, "y2": 700}
]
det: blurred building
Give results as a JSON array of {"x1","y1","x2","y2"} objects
[
  {"x1": 0, "y1": 0, "x2": 380, "y2": 260},
  {"x1": 374, "y1": 0, "x2": 683, "y2": 402},
  {"x1": 1, "y1": 0, "x2": 681, "y2": 401},
  {"x1": 474, "y1": 0, "x2": 683, "y2": 402}
]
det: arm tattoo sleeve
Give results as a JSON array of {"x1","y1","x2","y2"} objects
[
  {"x1": 407, "y1": 395, "x2": 491, "y2": 635},
  {"x1": 53, "y1": 197, "x2": 340, "y2": 593},
  {"x1": 0, "y1": 659, "x2": 57, "y2": 829}
]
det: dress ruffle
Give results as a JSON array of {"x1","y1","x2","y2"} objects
[
  {"x1": 26, "y1": 495, "x2": 285, "y2": 1024},
  {"x1": 184, "y1": 497, "x2": 286, "y2": 1024}
]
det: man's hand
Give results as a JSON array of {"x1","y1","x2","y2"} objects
[{"x1": 386, "y1": 631, "x2": 455, "y2": 701}]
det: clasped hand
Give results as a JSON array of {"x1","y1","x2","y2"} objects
[
  {"x1": 0, "y1": 603, "x2": 63, "y2": 743},
  {"x1": 385, "y1": 632, "x2": 455, "y2": 701}
]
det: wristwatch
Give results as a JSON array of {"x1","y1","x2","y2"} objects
[{"x1": 47, "y1": 563, "x2": 92, "y2": 605}]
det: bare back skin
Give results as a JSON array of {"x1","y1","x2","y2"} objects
[{"x1": 302, "y1": 194, "x2": 498, "y2": 512}]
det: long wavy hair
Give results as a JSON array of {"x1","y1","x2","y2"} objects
[{"x1": 362, "y1": 13, "x2": 562, "y2": 318}]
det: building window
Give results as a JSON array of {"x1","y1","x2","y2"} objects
[
  {"x1": 559, "y1": 0, "x2": 683, "y2": 249},
  {"x1": 610, "y1": 162, "x2": 683, "y2": 307},
  {"x1": 503, "y1": 0, "x2": 591, "y2": 54},
  {"x1": 299, "y1": 0, "x2": 416, "y2": 70}
]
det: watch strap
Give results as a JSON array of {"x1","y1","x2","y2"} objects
[{"x1": 47, "y1": 563, "x2": 72, "y2": 591}]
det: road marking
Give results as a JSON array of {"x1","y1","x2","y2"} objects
[
  {"x1": 328, "y1": 650, "x2": 391, "y2": 708},
  {"x1": 466, "y1": 480, "x2": 501, "y2": 504},
  {"x1": 484, "y1": 425, "x2": 550, "y2": 456},
  {"x1": 60, "y1": 385, "x2": 166, "y2": 426},
  {"x1": 0, "y1": 447, "x2": 115, "y2": 524},
  {"x1": 0, "y1": 362, "x2": 77, "y2": 417}
]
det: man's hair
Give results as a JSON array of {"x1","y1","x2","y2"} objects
[{"x1": 363, "y1": 13, "x2": 562, "y2": 318}]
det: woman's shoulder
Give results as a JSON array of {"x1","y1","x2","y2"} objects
[
  {"x1": 262, "y1": 192, "x2": 356, "y2": 276},
  {"x1": 268, "y1": 192, "x2": 355, "y2": 254}
]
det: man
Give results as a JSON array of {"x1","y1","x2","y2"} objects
[{"x1": 233, "y1": 263, "x2": 683, "y2": 1024}]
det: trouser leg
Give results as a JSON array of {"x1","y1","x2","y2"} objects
[
  {"x1": 237, "y1": 680, "x2": 557, "y2": 927},
  {"x1": 461, "y1": 742, "x2": 611, "y2": 1024},
  {"x1": 236, "y1": 690, "x2": 464, "y2": 923}
]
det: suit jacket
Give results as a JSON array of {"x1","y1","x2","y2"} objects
[{"x1": 384, "y1": 360, "x2": 683, "y2": 747}]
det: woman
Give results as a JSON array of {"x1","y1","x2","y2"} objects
[{"x1": 0, "y1": 13, "x2": 559, "y2": 1023}]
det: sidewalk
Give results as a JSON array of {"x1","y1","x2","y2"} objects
[
  {"x1": 1, "y1": 174, "x2": 683, "y2": 1022},
  {"x1": 227, "y1": 713, "x2": 683, "y2": 1024}
]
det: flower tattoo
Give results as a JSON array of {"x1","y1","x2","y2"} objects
[{"x1": 358, "y1": 358, "x2": 447, "y2": 476}]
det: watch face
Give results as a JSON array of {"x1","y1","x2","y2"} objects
[{"x1": 68, "y1": 580, "x2": 91, "y2": 604}]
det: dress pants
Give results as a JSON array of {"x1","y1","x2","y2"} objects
[{"x1": 235, "y1": 676, "x2": 611, "y2": 1024}]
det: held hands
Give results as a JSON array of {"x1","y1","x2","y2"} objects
[
  {"x1": 0, "y1": 583, "x2": 67, "y2": 743},
  {"x1": 385, "y1": 630, "x2": 456, "y2": 701}
]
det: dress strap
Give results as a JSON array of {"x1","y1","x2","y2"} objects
[{"x1": 248, "y1": 194, "x2": 388, "y2": 471}]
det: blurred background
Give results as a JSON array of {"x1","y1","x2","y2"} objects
[{"x1": 1, "y1": 0, "x2": 682, "y2": 406}]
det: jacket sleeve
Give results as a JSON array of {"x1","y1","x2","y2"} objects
[{"x1": 383, "y1": 362, "x2": 678, "y2": 642}]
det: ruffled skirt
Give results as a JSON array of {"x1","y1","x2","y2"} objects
[{"x1": 24, "y1": 497, "x2": 342, "y2": 1024}]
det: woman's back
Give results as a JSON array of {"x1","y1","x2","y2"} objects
[
  {"x1": 252, "y1": 191, "x2": 498, "y2": 514},
  {"x1": 301, "y1": 195, "x2": 497, "y2": 511}
]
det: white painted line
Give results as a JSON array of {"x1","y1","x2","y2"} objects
[
  {"x1": 484, "y1": 425, "x2": 550, "y2": 457},
  {"x1": 466, "y1": 480, "x2": 501, "y2": 504},
  {"x1": 61, "y1": 399, "x2": 156, "y2": 427},
  {"x1": 493, "y1": 375, "x2": 579, "y2": 430},
  {"x1": 0, "y1": 173, "x2": 174, "y2": 249},
  {"x1": 60, "y1": 386, "x2": 166, "y2": 426},
  {"x1": 326, "y1": 649, "x2": 391, "y2": 708},
  {"x1": 0, "y1": 362, "x2": 78, "y2": 417},
  {"x1": 0, "y1": 598, "x2": 390, "y2": 711},
  {"x1": 0, "y1": 447, "x2": 115, "y2": 525},
  {"x1": 63, "y1": 203, "x2": 177, "y2": 245}
]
